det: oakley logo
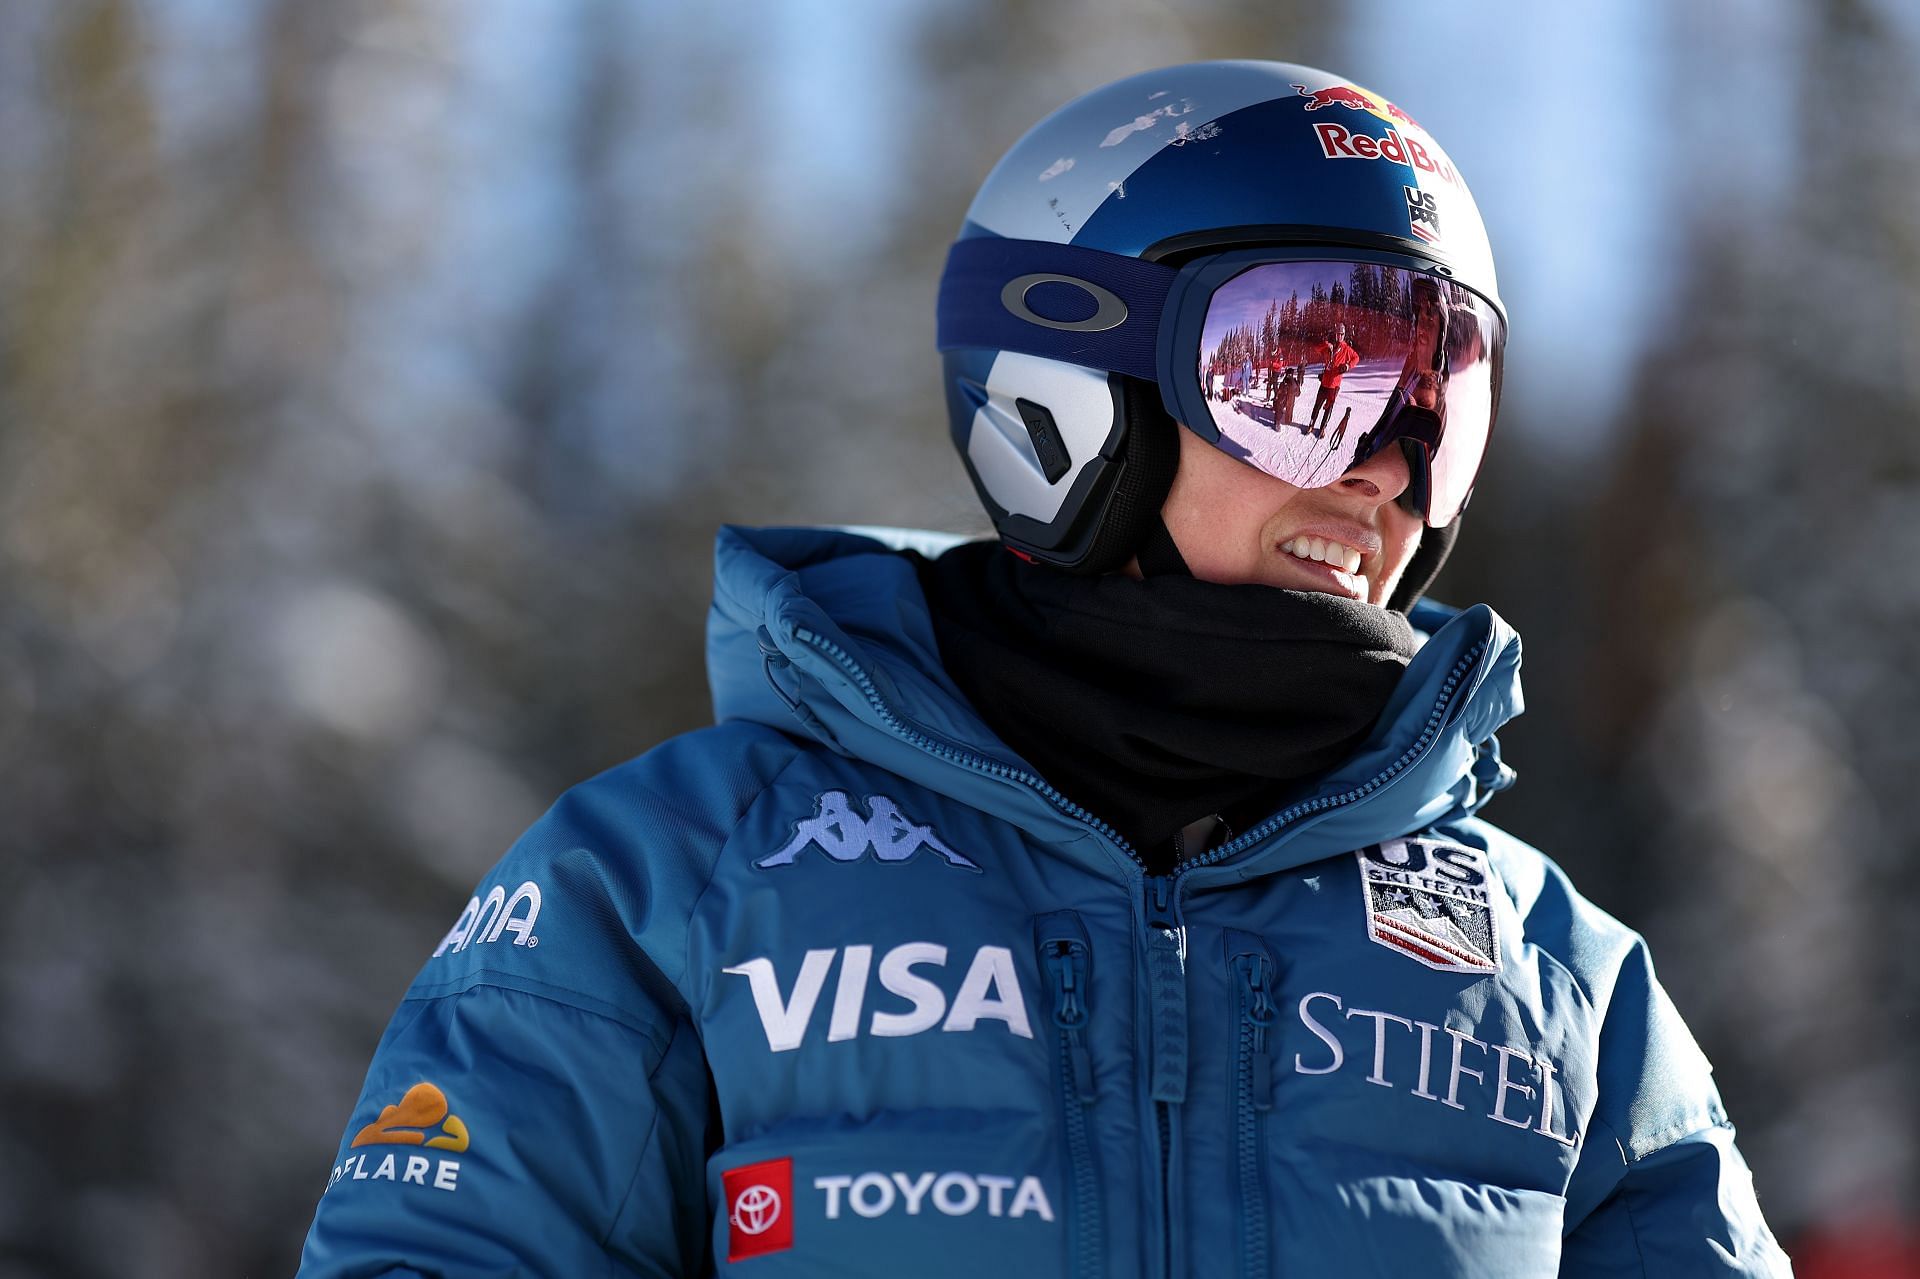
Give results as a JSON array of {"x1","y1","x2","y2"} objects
[
  {"x1": 1000, "y1": 273, "x2": 1128, "y2": 333},
  {"x1": 756, "y1": 790, "x2": 979, "y2": 871}
]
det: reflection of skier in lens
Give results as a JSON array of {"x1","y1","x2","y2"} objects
[
  {"x1": 1309, "y1": 324, "x2": 1359, "y2": 436},
  {"x1": 1357, "y1": 279, "x2": 1450, "y2": 466},
  {"x1": 1402, "y1": 280, "x2": 1447, "y2": 389},
  {"x1": 1278, "y1": 363, "x2": 1303, "y2": 425}
]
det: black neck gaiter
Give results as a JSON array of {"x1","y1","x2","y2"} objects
[{"x1": 914, "y1": 542, "x2": 1417, "y2": 872}]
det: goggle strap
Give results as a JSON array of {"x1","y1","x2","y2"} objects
[{"x1": 935, "y1": 236, "x2": 1177, "y2": 383}]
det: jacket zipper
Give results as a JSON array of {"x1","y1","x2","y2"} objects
[
  {"x1": 1227, "y1": 933, "x2": 1278, "y2": 1279},
  {"x1": 787, "y1": 625, "x2": 1490, "y2": 1273},
  {"x1": 1036, "y1": 912, "x2": 1101, "y2": 1279},
  {"x1": 1144, "y1": 874, "x2": 1186, "y2": 1279},
  {"x1": 1178, "y1": 637, "x2": 1490, "y2": 871},
  {"x1": 1156, "y1": 1101, "x2": 1174, "y2": 1276}
]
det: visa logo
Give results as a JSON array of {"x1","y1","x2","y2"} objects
[{"x1": 723, "y1": 943, "x2": 1033, "y2": 1052}]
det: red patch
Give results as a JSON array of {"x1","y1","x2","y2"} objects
[{"x1": 724, "y1": 1157, "x2": 794, "y2": 1261}]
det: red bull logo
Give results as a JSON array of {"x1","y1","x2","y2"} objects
[
  {"x1": 1293, "y1": 82, "x2": 1377, "y2": 112},
  {"x1": 1294, "y1": 82, "x2": 1434, "y2": 151},
  {"x1": 1312, "y1": 123, "x2": 1459, "y2": 188}
]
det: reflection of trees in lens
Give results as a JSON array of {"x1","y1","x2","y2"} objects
[
  {"x1": 1203, "y1": 266, "x2": 1501, "y2": 418},
  {"x1": 1345, "y1": 263, "x2": 1412, "y2": 359}
]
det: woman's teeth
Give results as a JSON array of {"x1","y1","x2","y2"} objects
[{"x1": 1280, "y1": 537, "x2": 1362, "y2": 575}]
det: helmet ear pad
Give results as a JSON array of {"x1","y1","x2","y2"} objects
[{"x1": 1070, "y1": 374, "x2": 1183, "y2": 575}]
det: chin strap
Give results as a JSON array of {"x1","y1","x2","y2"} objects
[{"x1": 1134, "y1": 512, "x2": 1192, "y2": 578}]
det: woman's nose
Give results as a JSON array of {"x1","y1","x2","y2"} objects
[{"x1": 1335, "y1": 437, "x2": 1412, "y2": 504}]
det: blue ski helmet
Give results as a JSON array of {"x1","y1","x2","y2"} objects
[{"x1": 936, "y1": 61, "x2": 1507, "y2": 590}]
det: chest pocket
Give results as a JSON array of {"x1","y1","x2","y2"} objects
[
  {"x1": 701, "y1": 919, "x2": 1103, "y2": 1277},
  {"x1": 1254, "y1": 976, "x2": 1580, "y2": 1277}
]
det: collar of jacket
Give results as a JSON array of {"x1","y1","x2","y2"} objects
[{"x1": 707, "y1": 524, "x2": 1523, "y2": 886}]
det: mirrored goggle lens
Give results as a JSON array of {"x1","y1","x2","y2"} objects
[{"x1": 1193, "y1": 261, "x2": 1505, "y2": 526}]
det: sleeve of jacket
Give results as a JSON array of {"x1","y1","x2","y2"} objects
[
  {"x1": 1557, "y1": 936, "x2": 1792, "y2": 1278},
  {"x1": 296, "y1": 723, "x2": 803, "y2": 1278}
]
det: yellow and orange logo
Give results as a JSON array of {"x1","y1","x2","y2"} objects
[{"x1": 352, "y1": 1081, "x2": 470, "y2": 1153}]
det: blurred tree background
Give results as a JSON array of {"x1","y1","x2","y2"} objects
[{"x1": 0, "y1": 0, "x2": 1914, "y2": 1274}]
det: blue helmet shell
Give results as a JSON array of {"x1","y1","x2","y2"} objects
[{"x1": 944, "y1": 61, "x2": 1502, "y2": 571}]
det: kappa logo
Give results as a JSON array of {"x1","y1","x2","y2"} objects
[
  {"x1": 724, "y1": 1157, "x2": 794, "y2": 1260},
  {"x1": 756, "y1": 790, "x2": 980, "y2": 871},
  {"x1": 326, "y1": 1082, "x2": 468, "y2": 1195},
  {"x1": 1357, "y1": 838, "x2": 1501, "y2": 974}
]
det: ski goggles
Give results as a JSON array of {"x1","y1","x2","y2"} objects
[{"x1": 936, "y1": 239, "x2": 1506, "y2": 527}]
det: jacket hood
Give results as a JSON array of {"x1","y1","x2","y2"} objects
[{"x1": 707, "y1": 524, "x2": 1523, "y2": 884}]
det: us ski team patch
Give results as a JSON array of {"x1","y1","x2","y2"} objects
[{"x1": 1357, "y1": 838, "x2": 1501, "y2": 974}]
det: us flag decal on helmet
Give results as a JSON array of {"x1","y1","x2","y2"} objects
[
  {"x1": 1404, "y1": 185, "x2": 1441, "y2": 244},
  {"x1": 1357, "y1": 838, "x2": 1501, "y2": 974}
]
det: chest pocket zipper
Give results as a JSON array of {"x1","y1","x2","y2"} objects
[
  {"x1": 1035, "y1": 911, "x2": 1102, "y2": 1279},
  {"x1": 1226, "y1": 930, "x2": 1278, "y2": 1279}
]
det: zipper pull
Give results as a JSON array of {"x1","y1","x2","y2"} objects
[
  {"x1": 1238, "y1": 953, "x2": 1276, "y2": 1112},
  {"x1": 1045, "y1": 940, "x2": 1098, "y2": 1103},
  {"x1": 1147, "y1": 875, "x2": 1174, "y2": 930},
  {"x1": 757, "y1": 625, "x2": 836, "y2": 743},
  {"x1": 1047, "y1": 939, "x2": 1088, "y2": 1028},
  {"x1": 1143, "y1": 877, "x2": 1190, "y2": 1104}
]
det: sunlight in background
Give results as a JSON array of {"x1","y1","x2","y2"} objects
[
  {"x1": 1339, "y1": 0, "x2": 1676, "y2": 456},
  {"x1": 1339, "y1": 0, "x2": 1804, "y2": 458},
  {"x1": 760, "y1": 0, "x2": 921, "y2": 255},
  {"x1": 745, "y1": 0, "x2": 1810, "y2": 461}
]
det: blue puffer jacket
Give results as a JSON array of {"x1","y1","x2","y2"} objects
[{"x1": 298, "y1": 525, "x2": 1790, "y2": 1278}]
